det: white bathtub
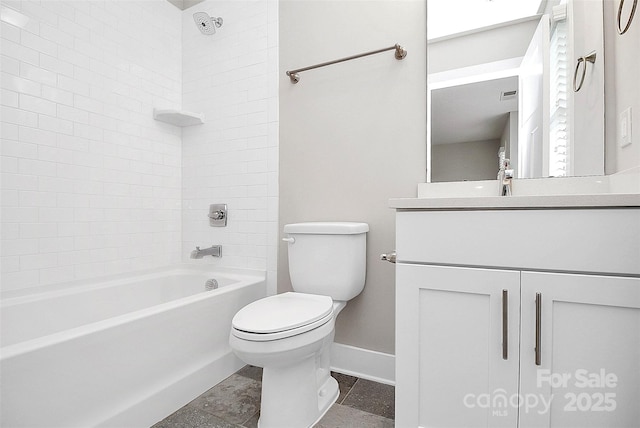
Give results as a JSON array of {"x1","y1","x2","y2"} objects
[{"x1": 0, "y1": 265, "x2": 266, "y2": 428}]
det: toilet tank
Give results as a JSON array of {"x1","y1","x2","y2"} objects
[{"x1": 283, "y1": 222, "x2": 368, "y2": 301}]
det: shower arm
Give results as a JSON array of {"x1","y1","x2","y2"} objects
[{"x1": 285, "y1": 43, "x2": 407, "y2": 84}]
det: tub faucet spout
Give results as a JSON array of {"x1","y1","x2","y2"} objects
[{"x1": 191, "y1": 245, "x2": 222, "y2": 259}]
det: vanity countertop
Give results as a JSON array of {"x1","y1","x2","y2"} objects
[
  {"x1": 389, "y1": 193, "x2": 640, "y2": 210},
  {"x1": 391, "y1": 174, "x2": 640, "y2": 210}
]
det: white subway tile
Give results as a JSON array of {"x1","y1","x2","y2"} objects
[
  {"x1": 57, "y1": 104, "x2": 89, "y2": 123},
  {"x1": 1, "y1": 188, "x2": 19, "y2": 206},
  {"x1": 41, "y1": 85, "x2": 74, "y2": 106},
  {"x1": 1, "y1": 21, "x2": 20, "y2": 43},
  {"x1": 39, "y1": 266, "x2": 74, "y2": 285},
  {"x1": 37, "y1": 207, "x2": 74, "y2": 223},
  {"x1": 1, "y1": 236, "x2": 38, "y2": 256},
  {"x1": 58, "y1": 222, "x2": 91, "y2": 237},
  {"x1": 20, "y1": 253, "x2": 58, "y2": 270},
  {"x1": 20, "y1": 1, "x2": 57, "y2": 27},
  {"x1": 18, "y1": 191, "x2": 57, "y2": 207},
  {"x1": 39, "y1": 237, "x2": 74, "y2": 253},
  {"x1": 1, "y1": 139, "x2": 37, "y2": 159},
  {"x1": 1, "y1": 255, "x2": 20, "y2": 272},
  {"x1": 38, "y1": 114, "x2": 74, "y2": 135},
  {"x1": 18, "y1": 158, "x2": 57, "y2": 177},
  {"x1": 1, "y1": 270, "x2": 39, "y2": 290},
  {"x1": 74, "y1": 262, "x2": 105, "y2": 279},
  {"x1": 0, "y1": 54, "x2": 20, "y2": 75},
  {"x1": 19, "y1": 93, "x2": 56, "y2": 116},
  {"x1": 1, "y1": 0, "x2": 278, "y2": 287},
  {"x1": 1, "y1": 172, "x2": 38, "y2": 191},
  {"x1": 19, "y1": 125, "x2": 57, "y2": 146},
  {"x1": 56, "y1": 15, "x2": 91, "y2": 40},
  {"x1": 20, "y1": 30, "x2": 57, "y2": 57},
  {"x1": 1, "y1": 122, "x2": 19, "y2": 140},
  {"x1": 39, "y1": 53, "x2": 75, "y2": 77},
  {"x1": 19, "y1": 61, "x2": 57, "y2": 86},
  {"x1": 19, "y1": 222, "x2": 58, "y2": 239},
  {"x1": 0, "y1": 83, "x2": 18, "y2": 108},
  {"x1": 0, "y1": 38, "x2": 39, "y2": 65},
  {"x1": 57, "y1": 74, "x2": 90, "y2": 96},
  {"x1": 1, "y1": 105, "x2": 38, "y2": 127}
]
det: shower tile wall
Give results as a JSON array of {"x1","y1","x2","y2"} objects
[
  {"x1": 181, "y1": 0, "x2": 279, "y2": 293},
  {"x1": 0, "y1": 1, "x2": 183, "y2": 291}
]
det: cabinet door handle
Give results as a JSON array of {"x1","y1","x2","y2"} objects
[
  {"x1": 502, "y1": 289, "x2": 508, "y2": 360},
  {"x1": 535, "y1": 292, "x2": 542, "y2": 366}
]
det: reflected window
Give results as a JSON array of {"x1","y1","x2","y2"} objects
[{"x1": 549, "y1": 3, "x2": 569, "y2": 177}]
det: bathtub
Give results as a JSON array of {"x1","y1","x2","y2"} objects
[{"x1": 0, "y1": 265, "x2": 266, "y2": 428}]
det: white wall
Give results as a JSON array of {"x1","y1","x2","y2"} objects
[
  {"x1": 604, "y1": 0, "x2": 640, "y2": 174},
  {"x1": 181, "y1": 0, "x2": 279, "y2": 293},
  {"x1": 279, "y1": 0, "x2": 426, "y2": 355},
  {"x1": 1, "y1": 1, "x2": 183, "y2": 291}
]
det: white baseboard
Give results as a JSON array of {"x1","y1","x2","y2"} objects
[{"x1": 330, "y1": 343, "x2": 395, "y2": 386}]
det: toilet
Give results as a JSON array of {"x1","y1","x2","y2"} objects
[{"x1": 229, "y1": 222, "x2": 368, "y2": 428}]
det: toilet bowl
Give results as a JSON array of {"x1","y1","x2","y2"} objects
[{"x1": 229, "y1": 222, "x2": 368, "y2": 428}]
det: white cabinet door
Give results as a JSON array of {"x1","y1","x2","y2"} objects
[
  {"x1": 396, "y1": 264, "x2": 521, "y2": 428},
  {"x1": 519, "y1": 272, "x2": 640, "y2": 428}
]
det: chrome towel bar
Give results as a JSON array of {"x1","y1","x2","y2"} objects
[{"x1": 285, "y1": 43, "x2": 407, "y2": 84}]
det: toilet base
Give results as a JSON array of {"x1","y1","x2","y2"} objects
[
  {"x1": 257, "y1": 371, "x2": 338, "y2": 428},
  {"x1": 229, "y1": 301, "x2": 348, "y2": 428},
  {"x1": 255, "y1": 331, "x2": 338, "y2": 428}
]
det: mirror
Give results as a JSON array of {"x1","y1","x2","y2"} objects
[{"x1": 427, "y1": 0, "x2": 606, "y2": 182}]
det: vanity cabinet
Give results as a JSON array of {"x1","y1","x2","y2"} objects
[
  {"x1": 519, "y1": 272, "x2": 640, "y2": 428},
  {"x1": 396, "y1": 264, "x2": 521, "y2": 428},
  {"x1": 394, "y1": 208, "x2": 640, "y2": 428}
]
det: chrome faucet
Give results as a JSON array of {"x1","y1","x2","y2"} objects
[
  {"x1": 498, "y1": 158, "x2": 514, "y2": 196},
  {"x1": 190, "y1": 245, "x2": 222, "y2": 259}
]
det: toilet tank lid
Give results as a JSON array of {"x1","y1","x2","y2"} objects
[{"x1": 284, "y1": 222, "x2": 369, "y2": 234}]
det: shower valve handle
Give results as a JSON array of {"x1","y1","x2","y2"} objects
[{"x1": 209, "y1": 210, "x2": 225, "y2": 220}]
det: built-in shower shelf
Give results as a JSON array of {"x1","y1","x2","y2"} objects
[{"x1": 153, "y1": 109, "x2": 204, "y2": 127}]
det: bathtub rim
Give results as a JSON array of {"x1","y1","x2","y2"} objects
[
  {"x1": 1, "y1": 264, "x2": 264, "y2": 301},
  {"x1": 0, "y1": 265, "x2": 266, "y2": 360}
]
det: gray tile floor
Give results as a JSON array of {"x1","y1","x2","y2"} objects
[{"x1": 152, "y1": 365, "x2": 394, "y2": 428}]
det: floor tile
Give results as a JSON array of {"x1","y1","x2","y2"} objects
[
  {"x1": 331, "y1": 372, "x2": 358, "y2": 404},
  {"x1": 151, "y1": 406, "x2": 240, "y2": 428},
  {"x1": 341, "y1": 379, "x2": 395, "y2": 420},
  {"x1": 236, "y1": 365, "x2": 263, "y2": 383},
  {"x1": 154, "y1": 366, "x2": 395, "y2": 428},
  {"x1": 239, "y1": 410, "x2": 259, "y2": 428},
  {"x1": 188, "y1": 374, "x2": 261, "y2": 426},
  {"x1": 314, "y1": 403, "x2": 394, "y2": 428}
]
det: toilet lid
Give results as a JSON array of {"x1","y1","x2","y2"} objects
[{"x1": 232, "y1": 292, "x2": 333, "y2": 335}]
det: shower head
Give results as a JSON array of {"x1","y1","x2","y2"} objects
[{"x1": 193, "y1": 12, "x2": 223, "y2": 35}]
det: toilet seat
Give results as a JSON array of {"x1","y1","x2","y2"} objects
[{"x1": 231, "y1": 292, "x2": 333, "y2": 342}]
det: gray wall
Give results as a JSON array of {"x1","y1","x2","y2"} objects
[
  {"x1": 278, "y1": 0, "x2": 427, "y2": 354},
  {"x1": 432, "y1": 140, "x2": 501, "y2": 182}
]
